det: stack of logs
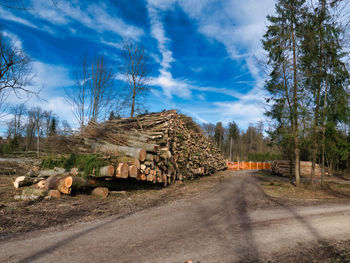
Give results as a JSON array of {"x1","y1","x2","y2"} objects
[
  {"x1": 271, "y1": 160, "x2": 323, "y2": 176},
  {"x1": 13, "y1": 110, "x2": 227, "y2": 197}
]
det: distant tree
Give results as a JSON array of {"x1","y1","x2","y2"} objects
[
  {"x1": 108, "y1": 111, "x2": 116, "y2": 120},
  {"x1": 202, "y1": 123, "x2": 215, "y2": 138},
  {"x1": 214, "y1": 122, "x2": 224, "y2": 151},
  {"x1": 28, "y1": 107, "x2": 43, "y2": 156},
  {"x1": 120, "y1": 40, "x2": 149, "y2": 117},
  {"x1": 227, "y1": 121, "x2": 239, "y2": 160},
  {"x1": 42, "y1": 110, "x2": 55, "y2": 137},
  {"x1": 49, "y1": 117, "x2": 57, "y2": 136}
]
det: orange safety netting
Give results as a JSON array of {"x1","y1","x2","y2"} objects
[{"x1": 227, "y1": 161, "x2": 271, "y2": 170}]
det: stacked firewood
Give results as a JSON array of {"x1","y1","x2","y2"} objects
[
  {"x1": 13, "y1": 110, "x2": 227, "y2": 197},
  {"x1": 271, "y1": 160, "x2": 323, "y2": 176}
]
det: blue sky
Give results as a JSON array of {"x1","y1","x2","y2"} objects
[{"x1": 0, "y1": 0, "x2": 276, "y2": 130}]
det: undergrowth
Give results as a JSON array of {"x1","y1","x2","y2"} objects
[{"x1": 41, "y1": 153, "x2": 108, "y2": 176}]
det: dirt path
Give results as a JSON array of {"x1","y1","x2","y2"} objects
[{"x1": 1, "y1": 171, "x2": 350, "y2": 263}]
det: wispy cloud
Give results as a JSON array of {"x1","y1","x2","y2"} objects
[
  {"x1": 146, "y1": 1, "x2": 175, "y2": 70},
  {"x1": 30, "y1": 0, "x2": 144, "y2": 40},
  {"x1": 0, "y1": 7, "x2": 38, "y2": 29}
]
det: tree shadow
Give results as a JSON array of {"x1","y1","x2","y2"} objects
[
  {"x1": 15, "y1": 213, "x2": 131, "y2": 263},
  {"x1": 192, "y1": 175, "x2": 261, "y2": 262}
]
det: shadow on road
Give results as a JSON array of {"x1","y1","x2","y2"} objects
[
  {"x1": 16, "y1": 213, "x2": 129, "y2": 263},
  {"x1": 192, "y1": 171, "x2": 345, "y2": 262}
]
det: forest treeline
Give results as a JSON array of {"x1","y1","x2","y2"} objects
[
  {"x1": 263, "y1": 0, "x2": 350, "y2": 185},
  {"x1": 201, "y1": 121, "x2": 280, "y2": 162}
]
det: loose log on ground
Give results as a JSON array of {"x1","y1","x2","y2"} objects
[
  {"x1": 91, "y1": 187, "x2": 109, "y2": 198},
  {"x1": 14, "y1": 176, "x2": 46, "y2": 188},
  {"x1": 48, "y1": 189, "x2": 61, "y2": 198}
]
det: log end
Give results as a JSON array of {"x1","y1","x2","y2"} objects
[
  {"x1": 116, "y1": 163, "x2": 129, "y2": 179},
  {"x1": 129, "y1": 165, "x2": 138, "y2": 178},
  {"x1": 138, "y1": 149, "x2": 147, "y2": 162}
]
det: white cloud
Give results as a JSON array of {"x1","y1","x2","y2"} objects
[
  {"x1": 0, "y1": 7, "x2": 38, "y2": 29},
  {"x1": 31, "y1": 61, "x2": 73, "y2": 92},
  {"x1": 30, "y1": 0, "x2": 144, "y2": 40},
  {"x1": 5, "y1": 61, "x2": 73, "y2": 104},
  {"x1": 149, "y1": 70, "x2": 191, "y2": 98},
  {"x1": 146, "y1": 2, "x2": 175, "y2": 70}
]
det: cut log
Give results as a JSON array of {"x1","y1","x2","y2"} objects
[
  {"x1": 92, "y1": 142, "x2": 147, "y2": 161},
  {"x1": 36, "y1": 180, "x2": 46, "y2": 189},
  {"x1": 116, "y1": 163, "x2": 129, "y2": 178},
  {"x1": 128, "y1": 165, "x2": 138, "y2": 178},
  {"x1": 39, "y1": 169, "x2": 66, "y2": 178},
  {"x1": 44, "y1": 174, "x2": 69, "y2": 191},
  {"x1": 57, "y1": 179, "x2": 71, "y2": 195},
  {"x1": 132, "y1": 159, "x2": 141, "y2": 169},
  {"x1": 117, "y1": 146, "x2": 147, "y2": 161},
  {"x1": 140, "y1": 174, "x2": 147, "y2": 181},
  {"x1": 146, "y1": 174, "x2": 154, "y2": 182},
  {"x1": 14, "y1": 176, "x2": 45, "y2": 188},
  {"x1": 127, "y1": 141, "x2": 159, "y2": 153},
  {"x1": 48, "y1": 189, "x2": 61, "y2": 198},
  {"x1": 99, "y1": 165, "x2": 115, "y2": 177},
  {"x1": 91, "y1": 187, "x2": 109, "y2": 198},
  {"x1": 14, "y1": 188, "x2": 47, "y2": 201}
]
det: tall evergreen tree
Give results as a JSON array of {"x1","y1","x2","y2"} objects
[
  {"x1": 300, "y1": 0, "x2": 349, "y2": 184},
  {"x1": 263, "y1": 0, "x2": 306, "y2": 186}
]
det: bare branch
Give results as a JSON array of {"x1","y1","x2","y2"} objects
[{"x1": 120, "y1": 40, "x2": 149, "y2": 117}]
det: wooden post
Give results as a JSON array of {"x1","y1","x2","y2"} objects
[
  {"x1": 249, "y1": 161, "x2": 251, "y2": 170},
  {"x1": 238, "y1": 160, "x2": 240, "y2": 171}
]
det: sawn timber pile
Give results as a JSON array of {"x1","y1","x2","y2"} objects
[
  {"x1": 83, "y1": 110, "x2": 227, "y2": 185},
  {"x1": 271, "y1": 160, "x2": 323, "y2": 177},
  {"x1": 13, "y1": 110, "x2": 227, "y2": 197}
]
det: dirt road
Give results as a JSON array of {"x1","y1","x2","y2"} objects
[{"x1": 1, "y1": 171, "x2": 350, "y2": 263}]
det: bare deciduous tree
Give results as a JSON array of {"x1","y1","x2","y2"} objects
[
  {"x1": 11, "y1": 103, "x2": 26, "y2": 137},
  {"x1": 66, "y1": 55, "x2": 115, "y2": 129},
  {"x1": 0, "y1": 34, "x2": 34, "y2": 98},
  {"x1": 42, "y1": 110, "x2": 55, "y2": 137},
  {"x1": 89, "y1": 56, "x2": 114, "y2": 122},
  {"x1": 121, "y1": 40, "x2": 149, "y2": 117}
]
